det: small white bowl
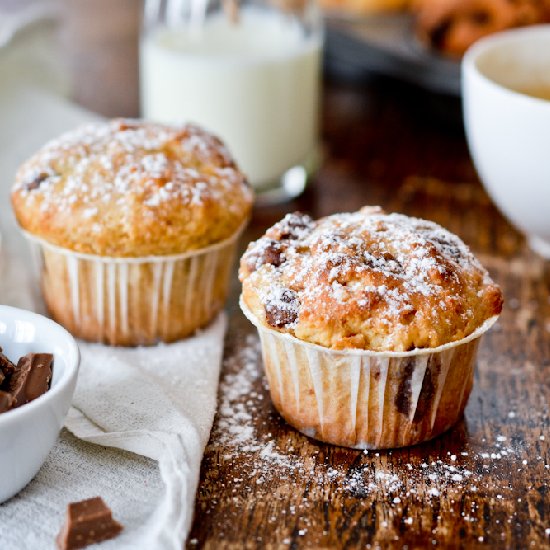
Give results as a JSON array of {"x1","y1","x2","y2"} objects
[
  {"x1": 462, "y1": 25, "x2": 550, "y2": 258},
  {"x1": 0, "y1": 305, "x2": 80, "y2": 503}
]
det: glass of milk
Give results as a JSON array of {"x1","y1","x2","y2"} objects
[{"x1": 140, "y1": 0, "x2": 323, "y2": 203}]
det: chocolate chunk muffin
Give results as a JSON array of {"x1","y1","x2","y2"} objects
[
  {"x1": 239, "y1": 206, "x2": 502, "y2": 449},
  {"x1": 12, "y1": 119, "x2": 253, "y2": 345}
]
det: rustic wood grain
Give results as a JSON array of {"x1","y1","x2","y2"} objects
[{"x1": 59, "y1": 5, "x2": 549, "y2": 547}]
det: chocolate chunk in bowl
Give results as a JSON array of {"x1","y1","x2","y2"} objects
[
  {"x1": 8, "y1": 353, "x2": 53, "y2": 408},
  {"x1": 0, "y1": 347, "x2": 16, "y2": 383},
  {"x1": 0, "y1": 305, "x2": 80, "y2": 503},
  {"x1": 0, "y1": 350, "x2": 53, "y2": 414},
  {"x1": 0, "y1": 391, "x2": 16, "y2": 413}
]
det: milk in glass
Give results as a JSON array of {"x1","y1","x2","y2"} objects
[{"x1": 140, "y1": 6, "x2": 322, "y2": 191}]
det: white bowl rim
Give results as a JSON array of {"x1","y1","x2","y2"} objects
[
  {"x1": 240, "y1": 295, "x2": 499, "y2": 358},
  {"x1": 0, "y1": 305, "x2": 80, "y2": 426},
  {"x1": 462, "y1": 24, "x2": 550, "y2": 107}
]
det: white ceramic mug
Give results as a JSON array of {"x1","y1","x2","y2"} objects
[{"x1": 462, "y1": 25, "x2": 550, "y2": 258}]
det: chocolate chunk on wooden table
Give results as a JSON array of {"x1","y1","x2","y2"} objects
[
  {"x1": 8, "y1": 353, "x2": 53, "y2": 408},
  {"x1": 56, "y1": 497, "x2": 123, "y2": 550}
]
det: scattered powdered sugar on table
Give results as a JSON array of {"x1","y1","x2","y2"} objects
[
  {"x1": 208, "y1": 332, "x2": 548, "y2": 541},
  {"x1": 216, "y1": 334, "x2": 262, "y2": 452}
]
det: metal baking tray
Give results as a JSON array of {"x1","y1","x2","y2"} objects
[{"x1": 324, "y1": 13, "x2": 461, "y2": 95}]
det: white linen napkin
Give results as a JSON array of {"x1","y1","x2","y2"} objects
[{"x1": 0, "y1": 87, "x2": 226, "y2": 548}]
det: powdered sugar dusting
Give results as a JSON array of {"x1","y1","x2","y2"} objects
[
  {"x1": 241, "y1": 207, "x2": 501, "y2": 350},
  {"x1": 14, "y1": 119, "x2": 251, "y2": 219}
]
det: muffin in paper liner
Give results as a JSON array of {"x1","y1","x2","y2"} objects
[
  {"x1": 240, "y1": 296, "x2": 498, "y2": 449},
  {"x1": 11, "y1": 120, "x2": 254, "y2": 345},
  {"x1": 22, "y1": 226, "x2": 243, "y2": 346}
]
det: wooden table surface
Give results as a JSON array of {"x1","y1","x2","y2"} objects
[{"x1": 62, "y1": 3, "x2": 549, "y2": 548}]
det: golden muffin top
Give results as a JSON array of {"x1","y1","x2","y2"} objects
[
  {"x1": 11, "y1": 119, "x2": 253, "y2": 257},
  {"x1": 239, "y1": 206, "x2": 502, "y2": 352}
]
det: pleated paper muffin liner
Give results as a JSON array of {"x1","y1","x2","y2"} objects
[
  {"x1": 240, "y1": 297, "x2": 498, "y2": 449},
  {"x1": 21, "y1": 225, "x2": 245, "y2": 346}
]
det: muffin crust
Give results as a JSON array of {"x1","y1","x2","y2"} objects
[
  {"x1": 240, "y1": 206, "x2": 502, "y2": 352},
  {"x1": 12, "y1": 119, "x2": 253, "y2": 257}
]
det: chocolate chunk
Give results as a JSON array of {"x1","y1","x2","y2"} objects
[
  {"x1": 246, "y1": 239, "x2": 286, "y2": 272},
  {"x1": 9, "y1": 353, "x2": 53, "y2": 408},
  {"x1": 395, "y1": 358, "x2": 415, "y2": 415},
  {"x1": 380, "y1": 251, "x2": 396, "y2": 263},
  {"x1": 24, "y1": 172, "x2": 49, "y2": 191},
  {"x1": 363, "y1": 251, "x2": 403, "y2": 273},
  {"x1": 56, "y1": 497, "x2": 123, "y2": 550},
  {"x1": 277, "y1": 212, "x2": 313, "y2": 240},
  {"x1": 397, "y1": 355, "x2": 440, "y2": 420},
  {"x1": 0, "y1": 347, "x2": 16, "y2": 383},
  {"x1": 265, "y1": 288, "x2": 299, "y2": 328},
  {"x1": 413, "y1": 355, "x2": 439, "y2": 423},
  {"x1": 262, "y1": 240, "x2": 285, "y2": 267},
  {"x1": 431, "y1": 235, "x2": 464, "y2": 261},
  {"x1": 0, "y1": 390, "x2": 15, "y2": 413}
]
